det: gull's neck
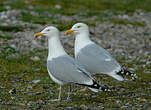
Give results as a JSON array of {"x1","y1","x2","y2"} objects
[
  {"x1": 47, "y1": 35, "x2": 66, "y2": 60},
  {"x1": 75, "y1": 31, "x2": 93, "y2": 56},
  {"x1": 75, "y1": 32, "x2": 91, "y2": 43}
]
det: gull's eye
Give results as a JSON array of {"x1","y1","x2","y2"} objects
[
  {"x1": 47, "y1": 29, "x2": 50, "y2": 31},
  {"x1": 77, "y1": 26, "x2": 81, "y2": 28}
]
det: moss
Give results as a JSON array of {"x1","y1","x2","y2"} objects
[
  {"x1": 20, "y1": 12, "x2": 48, "y2": 25},
  {"x1": 1, "y1": 0, "x2": 151, "y2": 17},
  {"x1": 110, "y1": 19, "x2": 145, "y2": 26},
  {"x1": 29, "y1": 0, "x2": 151, "y2": 15},
  {"x1": 20, "y1": 11, "x2": 96, "y2": 29},
  {"x1": 0, "y1": 7, "x2": 6, "y2": 12},
  {"x1": 0, "y1": 25, "x2": 25, "y2": 32},
  {"x1": 0, "y1": 0, "x2": 28, "y2": 10},
  {"x1": 0, "y1": 35, "x2": 13, "y2": 40}
]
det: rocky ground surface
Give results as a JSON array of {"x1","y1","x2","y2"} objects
[
  {"x1": 0, "y1": 4, "x2": 151, "y2": 110},
  {"x1": 0, "y1": 9, "x2": 151, "y2": 59}
]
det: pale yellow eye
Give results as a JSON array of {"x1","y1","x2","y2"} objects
[{"x1": 77, "y1": 26, "x2": 81, "y2": 28}]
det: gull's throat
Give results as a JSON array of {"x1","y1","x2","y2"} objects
[
  {"x1": 47, "y1": 36, "x2": 66, "y2": 60},
  {"x1": 75, "y1": 32, "x2": 93, "y2": 57}
]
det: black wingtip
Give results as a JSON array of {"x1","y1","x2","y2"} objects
[
  {"x1": 78, "y1": 80, "x2": 112, "y2": 92},
  {"x1": 99, "y1": 85, "x2": 112, "y2": 92},
  {"x1": 116, "y1": 69, "x2": 138, "y2": 81},
  {"x1": 90, "y1": 81, "x2": 112, "y2": 92}
]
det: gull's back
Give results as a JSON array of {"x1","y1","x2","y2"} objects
[{"x1": 75, "y1": 43, "x2": 121, "y2": 74}]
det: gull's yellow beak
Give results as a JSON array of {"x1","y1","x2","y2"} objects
[
  {"x1": 65, "y1": 30, "x2": 74, "y2": 35},
  {"x1": 34, "y1": 33, "x2": 44, "y2": 38}
]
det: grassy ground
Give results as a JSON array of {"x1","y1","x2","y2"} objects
[
  {"x1": 0, "y1": 0, "x2": 150, "y2": 26},
  {"x1": 0, "y1": 52, "x2": 151, "y2": 109},
  {"x1": 1, "y1": 0, "x2": 151, "y2": 14},
  {"x1": 0, "y1": 0, "x2": 151, "y2": 109}
]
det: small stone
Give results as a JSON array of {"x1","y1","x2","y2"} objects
[
  {"x1": 19, "y1": 103, "x2": 26, "y2": 106},
  {"x1": 11, "y1": 96, "x2": 15, "y2": 99},
  {"x1": 0, "y1": 85, "x2": 4, "y2": 88},
  {"x1": 5, "y1": 6, "x2": 11, "y2": 10},
  {"x1": 27, "y1": 101, "x2": 35, "y2": 106},
  {"x1": 32, "y1": 80, "x2": 40, "y2": 84},
  {"x1": 9, "y1": 88, "x2": 16, "y2": 94},
  {"x1": 37, "y1": 100, "x2": 45, "y2": 104},
  {"x1": 80, "y1": 105, "x2": 88, "y2": 110},
  {"x1": 28, "y1": 5, "x2": 34, "y2": 9},
  {"x1": 66, "y1": 106, "x2": 72, "y2": 109},
  {"x1": 10, "y1": 44, "x2": 16, "y2": 49},
  {"x1": 121, "y1": 105, "x2": 128, "y2": 108},
  {"x1": 0, "y1": 15, "x2": 8, "y2": 19},
  {"x1": 55, "y1": 5, "x2": 62, "y2": 9},
  {"x1": 116, "y1": 100, "x2": 121, "y2": 104},
  {"x1": 30, "y1": 56, "x2": 40, "y2": 61},
  {"x1": 123, "y1": 15, "x2": 129, "y2": 19}
]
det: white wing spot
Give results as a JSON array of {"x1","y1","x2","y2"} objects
[
  {"x1": 105, "y1": 58, "x2": 111, "y2": 61},
  {"x1": 126, "y1": 72, "x2": 129, "y2": 75},
  {"x1": 94, "y1": 84, "x2": 97, "y2": 87},
  {"x1": 77, "y1": 70, "x2": 82, "y2": 73},
  {"x1": 131, "y1": 74, "x2": 134, "y2": 76}
]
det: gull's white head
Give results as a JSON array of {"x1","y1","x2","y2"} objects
[
  {"x1": 66, "y1": 23, "x2": 89, "y2": 35},
  {"x1": 34, "y1": 26, "x2": 59, "y2": 38}
]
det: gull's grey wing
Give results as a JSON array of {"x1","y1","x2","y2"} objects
[
  {"x1": 47, "y1": 55, "x2": 93, "y2": 85},
  {"x1": 76, "y1": 43, "x2": 121, "y2": 74}
]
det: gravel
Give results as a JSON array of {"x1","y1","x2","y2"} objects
[{"x1": 0, "y1": 9, "x2": 150, "y2": 61}]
